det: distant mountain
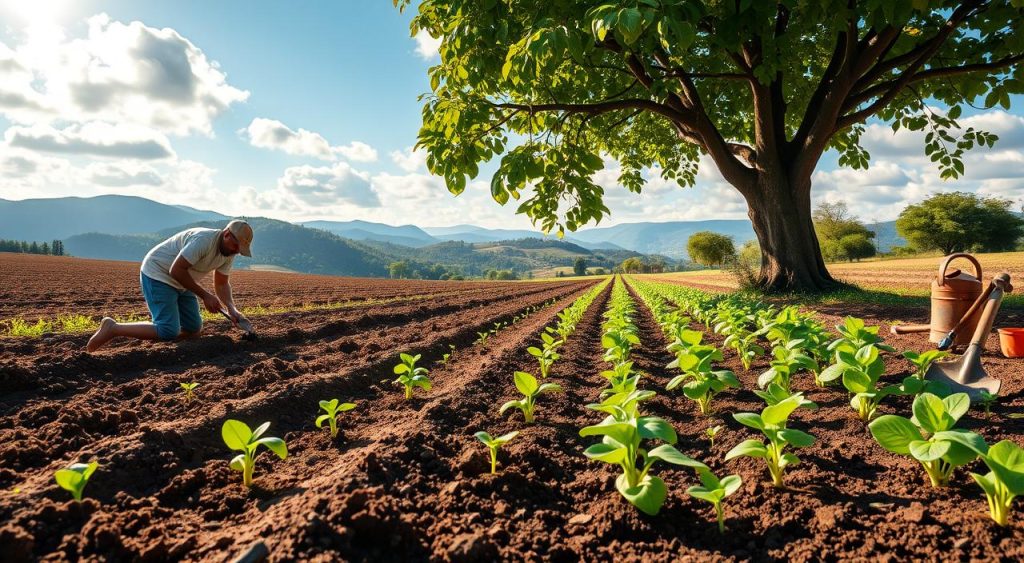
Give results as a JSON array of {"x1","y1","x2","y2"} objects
[
  {"x1": 303, "y1": 220, "x2": 438, "y2": 247},
  {"x1": 424, "y1": 225, "x2": 625, "y2": 252},
  {"x1": 567, "y1": 220, "x2": 758, "y2": 259},
  {"x1": 64, "y1": 232, "x2": 161, "y2": 262},
  {"x1": 0, "y1": 195, "x2": 226, "y2": 241},
  {"x1": 866, "y1": 220, "x2": 902, "y2": 253}
]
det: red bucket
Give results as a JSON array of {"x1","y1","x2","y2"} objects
[{"x1": 998, "y1": 328, "x2": 1024, "y2": 358}]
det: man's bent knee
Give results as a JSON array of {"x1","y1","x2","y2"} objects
[
  {"x1": 155, "y1": 322, "x2": 181, "y2": 341},
  {"x1": 181, "y1": 318, "x2": 203, "y2": 335}
]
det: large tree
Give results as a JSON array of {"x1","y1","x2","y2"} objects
[
  {"x1": 896, "y1": 191, "x2": 1024, "y2": 253},
  {"x1": 396, "y1": 0, "x2": 1024, "y2": 291},
  {"x1": 687, "y1": 230, "x2": 736, "y2": 267}
]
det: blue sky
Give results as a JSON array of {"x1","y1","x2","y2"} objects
[{"x1": 0, "y1": 1, "x2": 1021, "y2": 230}]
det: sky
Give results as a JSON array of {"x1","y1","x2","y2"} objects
[{"x1": 0, "y1": 0, "x2": 1021, "y2": 231}]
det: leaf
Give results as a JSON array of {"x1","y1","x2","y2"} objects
[
  {"x1": 222, "y1": 419, "x2": 253, "y2": 451},
  {"x1": 762, "y1": 397, "x2": 800, "y2": 426},
  {"x1": 720, "y1": 474, "x2": 742, "y2": 496},
  {"x1": 909, "y1": 439, "x2": 950, "y2": 462},
  {"x1": 229, "y1": 454, "x2": 246, "y2": 472},
  {"x1": 733, "y1": 412, "x2": 765, "y2": 430},
  {"x1": 912, "y1": 393, "x2": 947, "y2": 434},
  {"x1": 494, "y1": 431, "x2": 519, "y2": 444},
  {"x1": 499, "y1": 400, "x2": 523, "y2": 415},
  {"x1": 338, "y1": 403, "x2": 356, "y2": 412},
  {"x1": 616, "y1": 474, "x2": 668, "y2": 516},
  {"x1": 687, "y1": 486, "x2": 723, "y2": 504},
  {"x1": 537, "y1": 383, "x2": 562, "y2": 394},
  {"x1": 256, "y1": 437, "x2": 288, "y2": 459},
  {"x1": 646, "y1": 444, "x2": 707, "y2": 469},
  {"x1": 514, "y1": 371, "x2": 539, "y2": 395},
  {"x1": 818, "y1": 363, "x2": 844, "y2": 382},
  {"x1": 584, "y1": 442, "x2": 627, "y2": 463},
  {"x1": 942, "y1": 393, "x2": 971, "y2": 422},
  {"x1": 637, "y1": 416, "x2": 677, "y2": 444},
  {"x1": 725, "y1": 439, "x2": 768, "y2": 460},
  {"x1": 778, "y1": 428, "x2": 815, "y2": 448},
  {"x1": 474, "y1": 431, "x2": 493, "y2": 445},
  {"x1": 315, "y1": 414, "x2": 331, "y2": 427},
  {"x1": 868, "y1": 415, "x2": 923, "y2": 454}
]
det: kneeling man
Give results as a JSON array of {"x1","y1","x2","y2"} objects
[{"x1": 87, "y1": 220, "x2": 254, "y2": 352}]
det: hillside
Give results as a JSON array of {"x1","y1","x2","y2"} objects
[{"x1": 0, "y1": 195, "x2": 226, "y2": 241}]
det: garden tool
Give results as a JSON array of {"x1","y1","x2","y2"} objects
[
  {"x1": 890, "y1": 253, "x2": 983, "y2": 347},
  {"x1": 924, "y1": 272, "x2": 1012, "y2": 399},
  {"x1": 936, "y1": 277, "x2": 999, "y2": 351},
  {"x1": 219, "y1": 309, "x2": 258, "y2": 342}
]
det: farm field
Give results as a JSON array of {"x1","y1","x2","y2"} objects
[{"x1": 1, "y1": 256, "x2": 1023, "y2": 561}]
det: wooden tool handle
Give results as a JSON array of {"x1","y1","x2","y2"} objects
[
  {"x1": 891, "y1": 324, "x2": 931, "y2": 334},
  {"x1": 947, "y1": 279, "x2": 997, "y2": 335},
  {"x1": 967, "y1": 274, "x2": 1011, "y2": 348}
]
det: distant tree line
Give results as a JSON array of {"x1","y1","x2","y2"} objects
[
  {"x1": 618, "y1": 256, "x2": 668, "y2": 274},
  {"x1": 388, "y1": 260, "x2": 464, "y2": 280},
  {"x1": 0, "y1": 239, "x2": 65, "y2": 256}
]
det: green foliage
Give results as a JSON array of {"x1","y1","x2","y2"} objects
[
  {"x1": 573, "y1": 256, "x2": 588, "y2": 276},
  {"x1": 869, "y1": 393, "x2": 986, "y2": 488},
  {"x1": 687, "y1": 231, "x2": 736, "y2": 267},
  {"x1": 979, "y1": 390, "x2": 999, "y2": 417},
  {"x1": 726, "y1": 395, "x2": 816, "y2": 488},
  {"x1": 581, "y1": 389, "x2": 706, "y2": 515},
  {"x1": 814, "y1": 201, "x2": 877, "y2": 262},
  {"x1": 896, "y1": 192, "x2": 1024, "y2": 255},
  {"x1": 528, "y1": 332, "x2": 562, "y2": 378},
  {"x1": 222, "y1": 420, "x2": 288, "y2": 487},
  {"x1": 474, "y1": 430, "x2": 519, "y2": 474},
  {"x1": 687, "y1": 468, "x2": 742, "y2": 533},
  {"x1": 903, "y1": 349, "x2": 949, "y2": 380},
  {"x1": 499, "y1": 371, "x2": 562, "y2": 423},
  {"x1": 393, "y1": 353, "x2": 432, "y2": 399},
  {"x1": 179, "y1": 382, "x2": 199, "y2": 403},
  {"x1": 705, "y1": 425, "x2": 722, "y2": 449},
  {"x1": 54, "y1": 461, "x2": 98, "y2": 502},
  {"x1": 475, "y1": 331, "x2": 490, "y2": 345},
  {"x1": 316, "y1": 399, "x2": 356, "y2": 439},
  {"x1": 666, "y1": 333, "x2": 739, "y2": 416},
  {"x1": 757, "y1": 344, "x2": 818, "y2": 394},
  {"x1": 828, "y1": 344, "x2": 906, "y2": 422},
  {"x1": 971, "y1": 440, "x2": 1024, "y2": 526}
]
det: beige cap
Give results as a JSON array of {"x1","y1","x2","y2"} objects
[{"x1": 226, "y1": 219, "x2": 253, "y2": 257}]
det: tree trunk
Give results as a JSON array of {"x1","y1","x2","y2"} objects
[{"x1": 744, "y1": 174, "x2": 838, "y2": 292}]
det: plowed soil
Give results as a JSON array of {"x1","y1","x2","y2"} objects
[{"x1": 2, "y1": 260, "x2": 1023, "y2": 561}]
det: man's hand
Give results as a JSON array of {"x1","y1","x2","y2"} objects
[
  {"x1": 201, "y1": 292, "x2": 223, "y2": 315},
  {"x1": 228, "y1": 307, "x2": 248, "y2": 328}
]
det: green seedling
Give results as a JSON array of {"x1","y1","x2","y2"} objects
[
  {"x1": 903, "y1": 349, "x2": 949, "y2": 379},
  {"x1": 971, "y1": 440, "x2": 1024, "y2": 526},
  {"x1": 757, "y1": 344, "x2": 818, "y2": 394},
  {"x1": 666, "y1": 340, "x2": 739, "y2": 416},
  {"x1": 600, "y1": 360, "x2": 640, "y2": 396},
  {"x1": 180, "y1": 382, "x2": 199, "y2": 402},
  {"x1": 828, "y1": 316, "x2": 896, "y2": 354},
  {"x1": 823, "y1": 344, "x2": 908, "y2": 422},
  {"x1": 869, "y1": 392, "x2": 985, "y2": 487},
  {"x1": 476, "y1": 331, "x2": 489, "y2": 345},
  {"x1": 754, "y1": 383, "x2": 818, "y2": 410},
  {"x1": 979, "y1": 390, "x2": 999, "y2": 416},
  {"x1": 54, "y1": 461, "x2": 98, "y2": 501},
  {"x1": 474, "y1": 430, "x2": 519, "y2": 474},
  {"x1": 499, "y1": 371, "x2": 562, "y2": 423},
  {"x1": 528, "y1": 333, "x2": 563, "y2": 378},
  {"x1": 581, "y1": 389, "x2": 707, "y2": 515},
  {"x1": 602, "y1": 328, "x2": 639, "y2": 364},
  {"x1": 706, "y1": 425, "x2": 722, "y2": 448},
  {"x1": 687, "y1": 468, "x2": 742, "y2": 533},
  {"x1": 393, "y1": 353, "x2": 432, "y2": 399},
  {"x1": 316, "y1": 399, "x2": 356, "y2": 438},
  {"x1": 726, "y1": 395, "x2": 815, "y2": 488},
  {"x1": 222, "y1": 419, "x2": 288, "y2": 487},
  {"x1": 724, "y1": 329, "x2": 765, "y2": 371}
]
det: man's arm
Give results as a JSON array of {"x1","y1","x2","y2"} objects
[
  {"x1": 170, "y1": 255, "x2": 223, "y2": 314},
  {"x1": 214, "y1": 270, "x2": 243, "y2": 322}
]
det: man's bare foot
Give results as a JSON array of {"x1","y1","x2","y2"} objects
[{"x1": 86, "y1": 317, "x2": 116, "y2": 353}]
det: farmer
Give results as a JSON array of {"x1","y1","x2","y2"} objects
[{"x1": 86, "y1": 220, "x2": 254, "y2": 352}]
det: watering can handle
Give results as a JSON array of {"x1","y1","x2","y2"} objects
[{"x1": 937, "y1": 253, "x2": 983, "y2": 287}]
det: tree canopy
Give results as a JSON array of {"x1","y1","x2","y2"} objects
[
  {"x1": 813, "y1": 201, "x2": 877, "y2": 262},
  {"x1": 687, "y1": 230, "x2": 736, "y2": 267},
  {"x1": 895, "y1": 191, "x2": 1024, "y2": 254},
  {"x1": 396, "y1": 0, "x2": 1024, "y2": 290}
]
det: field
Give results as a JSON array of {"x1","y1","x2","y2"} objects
[{"x1": 2, "y1": 252, "x2": 1024, "y2": 561}]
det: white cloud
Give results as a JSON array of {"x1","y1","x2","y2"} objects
[
  {"x1": 86, "y1": 162, "x2": 164, "y2": 187},
  {"x1": 413, "y1": 29, "x2": 441, "y2": 59},
  {"x1": 5, "y1": 122, "x2": 175, "y2": 159},
  {"x1": 390, "y1": 146, "x2": 427, "y2": 172},
  {"x1": 0, "y1": 13, "x2": 249, "y2": 136},
  {"x1": 276, "y1": 161, "x2": 380, "y2": 208},
  {"x1": 242, "y1": 118, "x2": 377, "y2": 162},
  {"x1": 334, "y1": 141, "x2": 378, "y2": 162},
  {"x1": 242, "y1": 118, "x2": 334, "y2": 160}
]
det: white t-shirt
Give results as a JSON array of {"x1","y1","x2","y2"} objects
[{"x1": 141, "y1": 228, "x2": 234, "y2": 290}]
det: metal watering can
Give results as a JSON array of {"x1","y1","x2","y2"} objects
[{"x1": 892, "y1": 253, "x2": 983, "y2": 347}]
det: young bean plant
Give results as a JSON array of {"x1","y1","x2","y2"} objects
[
  {"x1": 706, "y1": 425, "x2": 722, "y2": 449},
  {"x1": 393, "y1": 353, "x2": 432, "y2": 399},
  {"x1": 316, "y1": 398, "x2": 356, "y2": 438},
  {"x1": 971, "y1": 440, "x2": 1024, "y2": 526},
  {"x1": 903, "y1": 349, "x2": 949, "y2": 379},
  {"x1": 757, "y1": 344, "x2": 818, "y2": 394},
  {"x1": 869, "y1": 393, "x2": 986, "y2": 488},
  {"x1": 726, "y1": 395, "x2": 816, "y2": 488},
  {"x1": 499, "y1": 371, "x2": 562, "y2": 423},
  {"x1": 687, "y1": 468, "x2": 743, "y2": 533},
  {"x1": 666, "y1": 340, "x2": 739, "y2": 416},
  {"x1": 581, "y1": 389, "x2": 707, "y2": 515},
  {"x1": 474, "y1": 430, "x2": 518, "y2": 474},
  {"x1": 54, "y1": 461, "x2": 98, "y2": 502},
  {"x1": 222, "y1": 419, "x2": 288, "y2": 487},
  {"x1": 180, "y1": 382, "x2": 199, "y2": 403},
  {"x1": 528, "y1": 333, "x2": 562, "y2": 378}
]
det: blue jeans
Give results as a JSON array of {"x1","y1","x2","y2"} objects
[{"x1": 140, "y1": 274, "x2": 203, "y2": 341}]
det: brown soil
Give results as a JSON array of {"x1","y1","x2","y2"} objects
[{"x1": 2, "y1": 270, "x2": 1023, "y2": 561}]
